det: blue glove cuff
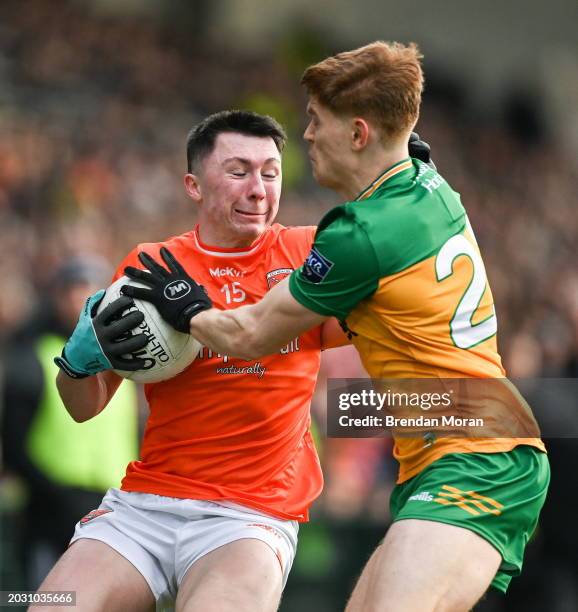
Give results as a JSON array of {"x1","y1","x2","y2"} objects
[
  {"x1": 54, "y1": 351, "x2": 90, "y2": 379},
  {"x1": 54, "y1": 290, "x2": 113, "y2": 377}
]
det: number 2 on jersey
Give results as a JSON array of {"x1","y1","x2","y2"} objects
[
  {"x1": 220, "y1": 281, "x2": 246, "y2": 304},
  {"x1": 435, "y1": 233, "x2": 497, "y2": 349}
]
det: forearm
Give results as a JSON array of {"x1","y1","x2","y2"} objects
[
  {"x1": 189, "y1": 280, "x2": 328, "y2": 359},
  {"x1": 122, "y1": 251, "x2": 327, "y2": 359},
  {"x1": 189, "y1": 306, "x2": 270, "y2": 359},
  {"x1": 56, "y1": 370, "x2": 122, "y2": 423}
]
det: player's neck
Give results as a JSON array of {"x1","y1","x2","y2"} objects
[{"x1": 340, "y1": 144, "x2": 410, "y2": 200}]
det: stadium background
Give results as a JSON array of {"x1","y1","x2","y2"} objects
[{"x1": 0, "y1": 0, "x2": 576, "y2": 609}]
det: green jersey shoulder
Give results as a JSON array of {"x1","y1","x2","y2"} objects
[{"x1": 289, "y1": 158, "x2": 468, "y2": 319}]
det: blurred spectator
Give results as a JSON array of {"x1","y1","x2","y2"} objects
[{"x1": 1, "y1": 256, "x2": 139, "y2": 589}]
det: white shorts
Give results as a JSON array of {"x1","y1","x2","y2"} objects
[{"x1": 70, "y1": 488, "x2": 299, "y2": 610}]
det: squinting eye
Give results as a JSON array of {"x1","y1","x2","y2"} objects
[
  {"x1": 231, "y1": 171, "x2": 246, "y2": 177},
  {"x1": 262, "y1": 174, "x2": 277, "y2": 180}
]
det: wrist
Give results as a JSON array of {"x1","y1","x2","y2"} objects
[{"x1": 176, "y1": 302, "x2": 212, "y2": 333}]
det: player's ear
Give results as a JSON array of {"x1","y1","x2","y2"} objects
[
  {"x1": 184, "y1": 173, "x2": 202, "y2": 202},
  {"x1": 351, "y1": 118, "x2": 370, "y2": 151}
]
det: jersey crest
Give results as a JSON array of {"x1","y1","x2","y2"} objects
[{"x1": 266, "y1": 268, "x2": 293, "y2": 289}]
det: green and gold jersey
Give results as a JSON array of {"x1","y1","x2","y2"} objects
[{"x1": 290, "y1": 158, "x2": 545, "y2": 482}]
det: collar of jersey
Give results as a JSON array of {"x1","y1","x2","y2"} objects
[
  {"x1": 193, "y1": 225, "x2": 269, "y2": 257},
  {"x1": 355, "y1": 158, "x2": 413, "y2": 201}
]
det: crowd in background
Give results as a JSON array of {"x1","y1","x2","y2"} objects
[
  {"x1": 0, "y1": 1, "x2": 576, "y2": 610},
  {"x1": 2, "y1": 1, "x2": 575, "y2": 373}
]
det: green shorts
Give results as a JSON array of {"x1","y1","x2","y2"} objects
[{"x1": 390, "y1": 445, "x2": 550, "y2": 593}]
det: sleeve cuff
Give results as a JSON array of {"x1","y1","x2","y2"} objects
[{"x1": 288, "y1": 272, "x2": 349, "y2": 319}]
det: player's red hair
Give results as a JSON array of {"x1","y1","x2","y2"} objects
[{"x1": 301, "y1": 41, "x2": 424, "y2": 137}]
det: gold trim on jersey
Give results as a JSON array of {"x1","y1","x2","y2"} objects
[{"x1": 356, "y1": 159, "x2": 414, "y2": 201}]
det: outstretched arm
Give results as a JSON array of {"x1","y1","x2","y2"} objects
[
  {"x1": 189, "y1": 279, "x2": 328, "y2": 359},
  {"x1": 122, "y1": 226, "x2": 378, "y2": 362},
  {"x1": 122, "y1": 247, "x2": 331, "y2": 360}
]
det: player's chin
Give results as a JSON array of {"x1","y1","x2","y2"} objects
[
  {"x1": 231, "y1": 217, "x2": 269, "y2": 241},
  {"x1": 311, "y1": 164, "x2": 330, "y2": 187}
]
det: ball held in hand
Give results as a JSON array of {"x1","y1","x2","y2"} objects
[{"x1": 97, "y1": 276, "x2": 202, "y2": 383}]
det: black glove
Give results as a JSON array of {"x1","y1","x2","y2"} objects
[
  {"x1": 409, "y1": 132, "x2": 436, "y2": 170},
  {"x1": 55, "y1": 292, "x2": 150, "y2": 378},
  {"x1": 122, "y1": 247, "x2": 212, "y2": 333}
]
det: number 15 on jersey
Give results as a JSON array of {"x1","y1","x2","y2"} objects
[{"x1": 221, "y1": 281, "x2": 247, "y2": 305}]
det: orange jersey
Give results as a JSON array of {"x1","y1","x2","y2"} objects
[{"x1": 114, "y1": 224, "x2": 323, "y2": 521}]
